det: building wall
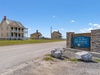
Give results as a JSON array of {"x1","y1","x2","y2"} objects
[
  {"x1": 66, "y1": 32, "x2": 74, "y2": 48},
  {"x1": 51, "y1": 32, "x2": 62, "y2": 39},
  {"x1": 30, "y1": 33, "x2": 42, "y2": 39},
  {"x1": 0, "y1": 21, "x2": 11, "y2": 39},
  {"x1": 91, "y1": 29, "x2": 100, "y2": 52},
  {"x1": 0, "y1": 21, "x2": 27, "y2": 40}
]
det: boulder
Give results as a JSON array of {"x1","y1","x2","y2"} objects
[
  {"x1": 75, "y1": 51, "x2": 92, "y2": 61},
  {"x1": 51, "y1": 49, "x2": 62, "y2": 59},
  {"x1": 57, "y1": 48, "x2": 65, "y2": 52}
]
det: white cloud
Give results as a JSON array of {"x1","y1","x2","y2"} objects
[
  {"x1": 70, "y1": 20, "x2": 75, "y2": 23},
  {"x1": 89, "y1": 23, "x2": 100, "y2": 28},
  {"x1": 89, "y1": 23, "x2": 92, "y2": 25},
  {"x1": 52, "y1": 15, "x2": 55, "y2": 18},
  {"x1": 28, "y1": 28, "x2": 31, "y2": 30},
  {"x1": 92, "y1": 24, "x2": 99, "y2": 26},
  {"x1": 80, "y1": 28, "x2": 94, "y2": 33},
  {"x1": 53, "y1": 30, "x2": 58, "y2": 31},
  {"x1": 97, "y1": 25, "x2": 100, "y2": 28},
  {"x1": 61, "y1": 28, "x2": 64, "y2": 31},
  {"x1": 69, "y1": 30, "x2": 75, "y2": 32},
  {"x1": 79, "y1": 23, "x2": 100, "y2": 33}
]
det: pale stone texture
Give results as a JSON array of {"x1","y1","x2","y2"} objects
[
  {"x1": 66, "y1": 32, "x2": 74, "y2": 48},
  {"x1": 91, "y1": 29, "x2": 100, "y2": 52},
  {"x1": 51, "y1": 49, "x2": 62, "y2": 59},
  {"x1": 75, "y1": 51, "x2": 92, "y2": 61}
]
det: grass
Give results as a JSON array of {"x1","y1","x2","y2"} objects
[
  {"x1": 43, "y1": 57, "x2": 54, "y2": 61},
  {"x1": 65, "y1": 58, "x2": 81, "y2": 62},
  {"x1": 94, "y1": 58, "x2": 100, "y2": 62},
  {"x1": 0, "y1": 39, "x2": 65, "y2": 46},
  {"x1": 43, "y1": 54, "x2": 54, "y2": 61},
  {"x1": 44, "y1": 54, "x2": 81, "y2": 62},
  {"x1": 45, "y1": 54, "x2": 52, "y2": 56}
]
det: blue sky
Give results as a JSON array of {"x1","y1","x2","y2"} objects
[{"x1": 0, "y1": 0, "x2": 100, "y2": 38}]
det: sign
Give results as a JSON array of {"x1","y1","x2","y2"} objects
[{"x1": 72, "y1": 36, "x2": 90, "y2": 48}]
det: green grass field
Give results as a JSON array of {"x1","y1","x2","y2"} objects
[{"x1": 0, "y1": 39, "x2": 65, "y2": 46}]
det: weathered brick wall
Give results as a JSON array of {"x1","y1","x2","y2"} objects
[
  {"x1": 66, "y1": 32, "x2": 74, "y2": 48},
  {"x1": 91, "y1": 29, "x2": 100, "y2": 52}
]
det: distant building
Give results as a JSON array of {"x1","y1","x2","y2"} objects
[
  {"x1": 30, "y1": 30, "x2": 42, "y2": 39},
  {"x1": 51, "y1": 31, "x2": 62, "y2": 39},
  {"x1": 0, "y1": 16, "x2": 28, "y2": 40}
]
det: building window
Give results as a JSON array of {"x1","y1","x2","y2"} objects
[
  {"x1": 11, "y1": 27, "x2": 13, "y2": 30},
  {"x1": 1, "y1": 33, "x2": 3, "y2": 37},
  {"x1": 11, "y1": 33, "x2": 13, "y2": 37},
  {"x1": 6, "y1": 33, "x2": 8, "y2": 37},
  {"x1": 1, "y1": 27, "x2": 3, "y2": 31},
  {"x1": 6, "y1": 26, "x2": 8, "y2": 30}
]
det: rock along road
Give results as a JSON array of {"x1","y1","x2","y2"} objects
[{"x1": 0, "y1": 41, "x2": 65, "y2": 75}]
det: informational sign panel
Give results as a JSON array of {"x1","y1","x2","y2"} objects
[{"x1": 72, "y1": 36, "x2": 90, "y2": 48}]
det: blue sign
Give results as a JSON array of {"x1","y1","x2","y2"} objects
[{"x1": 72, "y1": 36, "x2": 90, "y2": 48}]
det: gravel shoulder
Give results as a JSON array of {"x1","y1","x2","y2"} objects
[{"x1": 3, "y1": 49, "x2": 100, "y2": 75}]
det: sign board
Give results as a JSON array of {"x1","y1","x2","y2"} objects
[{"x1": 72, "y1": 36, "x2": 90, "y2": 48}]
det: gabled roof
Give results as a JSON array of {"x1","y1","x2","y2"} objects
[
  {"x1": 31, "y1": 32, "x2": 42, "y2": 35},
  {"x1": 5, "y1": 19, "x2": 25, "y2": 28},
  {"x1": 1, "y1": 16, "x2": 25, "y2": 28},
  {"x1": 52, "y1": 31, "x2": 62, "y2": 35}
]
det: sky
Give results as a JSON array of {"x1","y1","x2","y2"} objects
[{"x1": 0, "y1": 0, "x2": 100, "y2": 38}]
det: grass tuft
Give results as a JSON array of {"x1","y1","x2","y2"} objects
[
  {"x1": 45, "y1": 54, "x2": 52, "y2": 56},
  {"x1": 65, "y1": 58, "x2": 81, "y2": 62},
  {"x1": 43, "y1": 54, "x2": 54, "y2": 61},
  {"x1": 94, "y1": 58, "x2": 100, "y2": 62},
  {"x1": 43, "y1": 56, "x2": 54, "y2": 61}
]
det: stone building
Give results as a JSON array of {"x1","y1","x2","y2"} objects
[
  {"x1": 51, "y1": 31, "x2": 62, "y2": 39},
  {"x1": 30, "y1": 30, "x2": 42, "y2": 39},
  {"x1": 0, "y1": 16, "x2": 28, "y2": 40}
]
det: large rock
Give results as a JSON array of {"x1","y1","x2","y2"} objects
[
  {"x1": 75, "y1": 51, "x2": 92, "y2": 61},
  {"x1": 51, "y1": 49, "x2": 62, "y2": 59}
]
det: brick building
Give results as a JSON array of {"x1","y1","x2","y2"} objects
[
  {"x1": 30, "y1": 30, "x2": 42, "y2": 39},
  {"x1": 0, "y1": 16, "x2": 28, "y2": 40},
  {"x1": 51, "y1": 31, "x2": 62, "y2": 39}
]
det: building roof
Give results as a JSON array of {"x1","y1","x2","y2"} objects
[
  {"x1": 31, "y1": 32, "x2": 42, "y2": 35},
  {"x1": 52, "y1": 31, "x2": 61, "y2": 35},
  {"x1": 31, "y1": 30, "x2": 42, "y2": 35},
  {"x1": 5, "y1": 19, "x2": 25, "y2": 28},
  {"x1": 1, "y1": 16, "x2": 25, "y2": 28}
]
